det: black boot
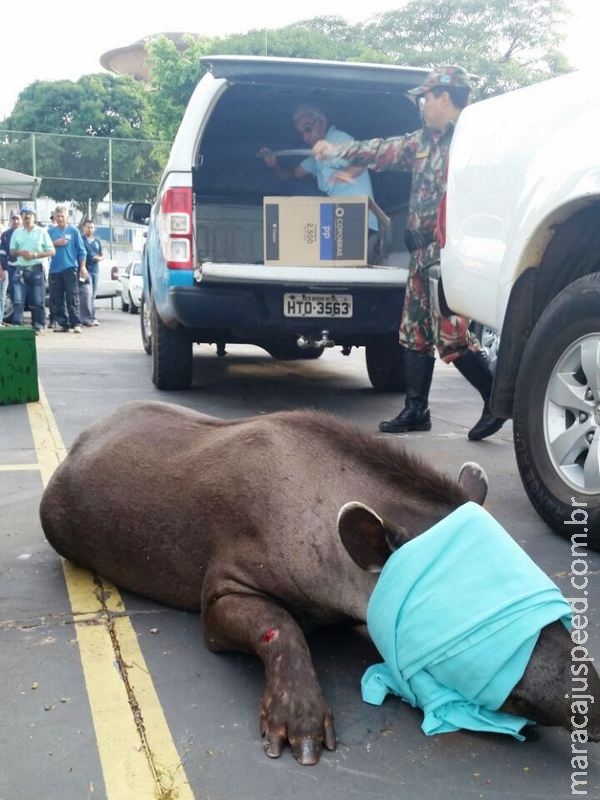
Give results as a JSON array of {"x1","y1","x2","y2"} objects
[
  {"x1": 379, "y1": 351, "x2": 435, "y2": 433},
  {"x1": 453, "y1": 350, "x2": 506, "y2": 441}
]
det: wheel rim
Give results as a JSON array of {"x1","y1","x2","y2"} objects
[{"x1": 544, "y1": 333, "x2": 600, "y2": 494}]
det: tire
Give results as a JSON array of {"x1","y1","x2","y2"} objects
[
  {"x1": 470, "y1": 322, "x2": 499, "y2": 374},
  {"x1": 121, "y1": 295, "x2": 129, "y2": 313},
  {"x1": 150, "y1": 298, "x2": 193, "y2": 390},
  {"x1": 365, "y1": 337, "x2": 406, "y2": 392},
  {"x1": 3, "y1": 294, "x2": 14, "y2": 324},
  {"x1": 129, "y1": 293, "x2": 139, "y2": 315},
  {"x1": 140, "y1": 294, "x2": 152, "y2": 355},
  {"x1": 513, "y1": 274, "x2": 600, "y2": 548}
]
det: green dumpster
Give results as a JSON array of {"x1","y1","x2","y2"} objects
[{"x1": 0, "y1": 326, "x2": 39, "y2": 405}]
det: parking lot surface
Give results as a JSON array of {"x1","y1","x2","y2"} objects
[{"x1": 1, "y1": 309, "x2": 598, "y2": 799}]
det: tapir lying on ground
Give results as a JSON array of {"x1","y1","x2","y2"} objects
[{"x1": 40, "y1": 400, "x2": 600, "y2": 765}]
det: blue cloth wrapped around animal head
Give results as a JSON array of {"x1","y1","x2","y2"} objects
[{"x1": 362, "y1": 502, "x2": 572, "y2": 738}]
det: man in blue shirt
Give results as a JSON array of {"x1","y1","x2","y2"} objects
[
  {"x1": 261, "y1": 104, "x2": 381, "y2": 261},
  {"x1": 48, "y1": 205, "x2": 87, "y2": 332}
]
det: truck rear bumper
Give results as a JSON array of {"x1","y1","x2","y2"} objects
[{"x1": 168, "y1": 281, "x2": 406, "y2": 342}]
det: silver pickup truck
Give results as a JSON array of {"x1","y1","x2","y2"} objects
[
  {"x1": 440, "y1": 69, "x2": 600, "y2": 546},
  {"x1": 125, "y1": 56, "x2": 431, "y2": 393}
]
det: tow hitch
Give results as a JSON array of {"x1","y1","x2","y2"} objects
[{"x1": 296, "y1": 330, "x2": 335, "y2": 350}]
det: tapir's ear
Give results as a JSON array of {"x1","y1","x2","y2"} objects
[
  {"x1": 337, "y1": 502, "x2": 410, "y2": 572},
  {"x1": 458, "y1": 461, "x2": 488, "y2": 505}
]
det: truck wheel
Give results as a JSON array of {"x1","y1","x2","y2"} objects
[
  {"x1": 140, "y1": 294, "x2": 152, "y2": 355},
  {"x1": 470, "y1": 322, "x2": 499, "y2": 374},
  {"x1": 129, "y1": 294, "x2": 139, "y2": 315},
  {"x1": 151, "y1": 300, "x2": 193, "y2": 390},
  {"x1": 513, "y1": 274, "x2": 600, "y2": 548},
  {"x1": 365, "y1": 337, "x2": 406, "y2": 392},
  {"x1": 3, "y1": 295, "x2": 14, "y2": 324},
  {"x1": 121, "y1": 295, "x2": 129, "y2": 312}
]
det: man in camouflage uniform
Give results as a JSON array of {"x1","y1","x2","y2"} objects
[{"x1": 313, "y1": 65, "x2": 505, "y2": 441}]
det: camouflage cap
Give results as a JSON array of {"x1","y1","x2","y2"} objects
[{"x1": 407, "y1": 65, "x2": 471, "y2": 97}]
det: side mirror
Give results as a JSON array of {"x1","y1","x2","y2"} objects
[{"x1": 124, "y1": 202, "x2": 151, "y2": 225}]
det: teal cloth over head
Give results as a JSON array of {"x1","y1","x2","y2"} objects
[{"x1": 362, "y1": 501, "x2": 572, "y2": 739}]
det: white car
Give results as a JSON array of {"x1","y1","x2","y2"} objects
[
  {"x1": 440, "y1": 69, "x2": 600, "y2": 545},
  {"x1": 120, "y1": 260, "x2": 143, "y2": 313},
  {"x1": 96, "y1": 257, "x2": 121, "y2": 299}
]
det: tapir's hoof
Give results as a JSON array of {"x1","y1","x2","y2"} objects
[
  {"x1": 291, "y1": 738, "x2": 321, "y2": 766},
  {"x1": 263, "y1": 732, "x2": 285, "y2": 759}
]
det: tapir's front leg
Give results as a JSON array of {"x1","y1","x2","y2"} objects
[{"x1": 203, "y1": 593, "x2": 336, "y2": 765}]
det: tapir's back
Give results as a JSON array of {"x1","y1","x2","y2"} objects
[
  {"x1": 40, "y1": 401, "x2": 357, "y2": 611},
  {"x1": 40, "y1": 400, "x2": 466, "y2": 614}
]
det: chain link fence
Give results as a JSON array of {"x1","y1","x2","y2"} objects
[{"x1": 0, "y1": 130, "x2": 172, "y2": 261}]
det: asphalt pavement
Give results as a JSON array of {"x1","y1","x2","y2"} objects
[{"x1": 1, "y1": 308, "x2": 598, "y2": 800}]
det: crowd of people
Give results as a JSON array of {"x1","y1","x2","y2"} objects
[{"x1": 0, "y1": 205, "x2": 104, "y2": 335}]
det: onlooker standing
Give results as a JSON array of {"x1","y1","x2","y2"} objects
[
  {"x1": 8, "y1": 206, "x2": 55, "y2": 334},
  {"x1": 48, "y1": 206, "x2": 87, "y2": 333},
  {"x1": 0, "y1": 210, "x2": 23, "y2": 323},
  {"x1": 81, "y1": 219, "x2": 103, "y2": 325}
]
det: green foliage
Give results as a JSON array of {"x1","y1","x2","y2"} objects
[
  {"x1": 1, "y1": 73, "x2": 165, "y2": 209},
  {"x1": 143, "y1": 0, "x2": 572, "y2": 137},
  {"x1": 145, "y1": 35, "x2": 211, "y2": 141},
  {"x1": 361, "y1": 0, "x2": 571, "y2": 97}
]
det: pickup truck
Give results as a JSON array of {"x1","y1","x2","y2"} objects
[
  {"x1": 125, "y1": 56, "x2": 431, "y2": 393},
  {"x1": 440, "y1": 69, "x2": 600, "y2": 546}
]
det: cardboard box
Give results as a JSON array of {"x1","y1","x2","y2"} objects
[
  {"x1": 0, "y1": 326, "x2": 39, "y2": 405},
  {"x1": 264, "y1": 196, "x2": 368, "y2": 266}
]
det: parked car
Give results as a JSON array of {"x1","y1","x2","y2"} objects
[
  {"x1": 439, "y1": 69, "x2": 600, "y2": 546},
  {"x1": 96, "y1": 257, "x2": 121, "y2": 299},
  {"x1": 125, "y1": 56, "x2": 431, "y2": 391},
  {"x1": 120, "y1": 260, "x2": 142, "y2": 313}
]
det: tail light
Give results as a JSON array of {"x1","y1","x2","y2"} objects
[
  {"x1": 110, "y1": 264, "x2": 120, "y2": 281},
  {"x1": 159, "y1": 187, "x2": 193, "y2": 269}
]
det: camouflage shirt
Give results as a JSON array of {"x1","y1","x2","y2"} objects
[{"x1": 331, "y1": 122, "x2": 456, "y2": 240}]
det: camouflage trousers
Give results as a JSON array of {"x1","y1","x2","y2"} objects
[{"x1": 399, "y1": 247, "x2": 478, "y2": 362}]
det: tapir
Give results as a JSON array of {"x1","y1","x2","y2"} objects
[{"x1": 40, "y1": 400, "x2": 600, "y2": 765}]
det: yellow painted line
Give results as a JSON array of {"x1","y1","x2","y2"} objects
[{"x1": 28, "y1": 384, "x2": 195, "y2": 800}]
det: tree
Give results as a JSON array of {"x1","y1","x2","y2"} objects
[
  {"x1": 145, "y1": 35, "x2": 212, "y2": 142},
  {"x1": 0, "y1": 73, "x2": 165, "y2": 210},
  {"x1": 144, "y1": 23, "x2": 389, "y2": 141},
  {"x1": 144, "y1": 0, "x2": 573, "y2": 139},
  {"x1": 361, "y1": 0, "x2": 571, "y2": 97}
]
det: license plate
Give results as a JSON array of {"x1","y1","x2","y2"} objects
[{"x1": 283, "y1": 293, "x2": 353, "y2": 318}]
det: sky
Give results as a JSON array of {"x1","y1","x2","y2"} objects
[{"x1": 1, "y1": 0, "x2": 595, "y2": 121}]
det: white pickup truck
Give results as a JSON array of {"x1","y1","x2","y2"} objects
[{"x1": 440, "y1": 69, "x2": 600, "y2": 546}]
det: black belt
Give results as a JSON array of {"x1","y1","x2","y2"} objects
[
  {"x1": 23, "y1": 263, "x2": 44, "y2": 270},
  {"x1": 404, "y1": 230, "x2": 437, "y2": 253}
]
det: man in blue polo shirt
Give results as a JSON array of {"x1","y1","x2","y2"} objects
[{"x1": 48, "y1": 205, "x2": 87, "y2": 332}]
